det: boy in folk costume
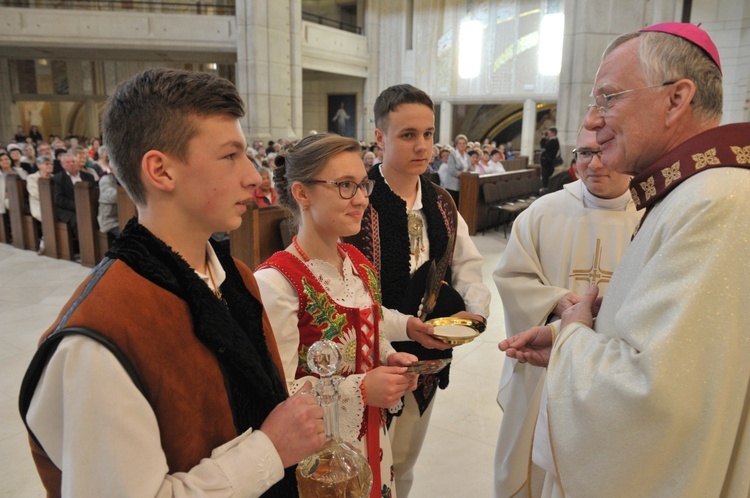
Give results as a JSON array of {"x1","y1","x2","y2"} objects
[
  {"x1": 19, "y1": 68, "x2": 325, "y2": 497},
  {"x1": 347, "y1": 84, "x2": 491, "y2": 496}
]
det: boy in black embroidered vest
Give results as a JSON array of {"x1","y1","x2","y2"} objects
[
  {"x1": 19, "y1": 68, "x2": 325, "y2": 497},
  {"x1": 346, "y1": 84, "x2": 491, "y2": 496}
]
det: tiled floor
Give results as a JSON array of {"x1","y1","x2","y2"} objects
[{"x1": 0, "y1": 230, "x2": 509, "y2": 497}]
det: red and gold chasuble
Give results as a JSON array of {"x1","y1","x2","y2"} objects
[{"x1": 258, "y1": 243, "x2": 386, "y2": 497}]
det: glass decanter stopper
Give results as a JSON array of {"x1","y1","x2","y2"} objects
[{"x1": 296, "y1": 340, "x2": 373, "y2": 498}]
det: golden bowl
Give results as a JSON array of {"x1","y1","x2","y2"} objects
[{"x1": 426, "y1": 317, "x2": 483, "y2": 345}]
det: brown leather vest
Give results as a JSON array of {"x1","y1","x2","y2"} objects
[{"x1": 22, "y1": 258, "x2": 284, "y2": 497}]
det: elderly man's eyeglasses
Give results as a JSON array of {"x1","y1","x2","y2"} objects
[
  {"x1": 308, "y1": 179, "x2": 375, "y2": 199},
  {"x1": 572, "y1": 149, "x2": 602, "y2": 164},
  {"x1": 588, "y1": 82, "x2": 675, "y2": 115}
]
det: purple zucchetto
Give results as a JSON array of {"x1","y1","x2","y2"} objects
[{"x1": 640, "y1": 22, "x2": 721, "y2": 73}]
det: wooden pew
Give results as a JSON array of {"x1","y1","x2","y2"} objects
[
  {"x1": 7, "y1": 175, "x2": 41, "y2": 251},
  {"x1": 38, "y1": 177, "x2": 75, "y2": 260},
  {"x1": 502, "y1": 156, "x2": 530, "y2": 171},
  {"x1": 0, "y1": 174, "x2": 10, "y2": 244},
  {"x1": 0, "y1": 211, "x2": 9, "y2": 244},
  {"x1": 458, "y1": 168, "x2": 537, "y2": 235},
  {"x1": 230, "y1": 202, "x2": 289, "y2": 270},
  {"x1": 117, "y1": 186, "x2": 138, "y2": 231},
  {"x1": 6, "y1": 175, "x2": 30, "y2": 249},
  {"x1": 75, "y1": 181, "x2": 110, "y2": 268}
]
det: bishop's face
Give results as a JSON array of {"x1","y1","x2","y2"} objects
[{"x1": 584, "y1": 38, "x2": 674, "y2": 175}]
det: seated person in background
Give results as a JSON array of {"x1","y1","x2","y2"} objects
[
  {"x1": 437, "y1": 148, "x2": 451, "y2": 187},
  {"x1": 479, "y1": 149, "x2": 491, "y2": 171},
  {"x1": 0, "y1": 151, "x2": 13, "y2": 214},
  {"x1": 96, "y1": 146, "x2": 120, "y2": 239},
  {"x1": 95, "y1": 145, "x2": 109, "y2": 170},
  {"x1": 19, "y1": 67, "x2": 325, "y2": 497},
  {"x1": 250, "y1": 166, "x2": 278, "y2": 206},
  {"x1": 498, "y1": 145, "x2": 507, "y2": 160},
  {"x1": 22, "y1": 144, "x2": 38, "y2": 175},
  {"x1": 27, "y1": 155, "x2": 54, "y2": 223},
  {"x1": 36, "y1": 142, "x2": 53, "y2": 159},
  {"x1": 363, "y1": 151, "x2": 376, "y2": 172},
  {"x1": 7, "y1": 144, "x2": 29, "y2": 179},
  {"x1": 468, "y1": 149, "x2": 486, "y2": 174},
  {"x1": 486, "y1": 149, "x2": 506, "y2": 174},
  {"x1": 428, "y1": 145, "x2": 442, "y2": 173},
  {"x1": 26, "y1": 155, "x2": 54, "y2": 254},
  {"x1": 52, "y1": 148, "x2": 66, "y2": 175},
  {"x1": 71, "y1": 145, "x2": 102, "y2": 180},
  {"x1": 371, "y1": 144, "x2": 383, "y2": 167},
  {"x1": 88, "y1": 137, "x2": 102, "y2": 161},
  {"x1": 256, "y1": 133, "x2": 434, "y2": 497},
  {"x1": 51, "y1": 152, "x2": 95, "y2": 238},
  {"x1": 246, "y1": 146, "x2": 262, "y2": 170}
]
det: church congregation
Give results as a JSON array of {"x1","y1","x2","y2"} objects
[{"x1": 1, "y1": 1, "x2": 749, "y2": 497}]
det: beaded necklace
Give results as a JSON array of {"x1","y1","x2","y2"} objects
[{"x1": 292, "y1": 235, "x2": 346, "y2": 263}]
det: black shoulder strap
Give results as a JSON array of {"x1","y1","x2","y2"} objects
[{"x1": 18, "y1": 326, "x2": 146, "y2": 450}]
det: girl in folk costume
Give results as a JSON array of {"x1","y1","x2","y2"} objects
[{"x1": 255, "y1": 133, "x2": 431, "y2": 498}]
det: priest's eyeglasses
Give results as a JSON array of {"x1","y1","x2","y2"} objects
[
  {"x1": 572, "y1": 149, "x2": 603, "y2": 164},
  {"x1": 308, "y1": 179, "x2": 376, "y2": 199},
  {"x1": 588, "y1": 82, "x2": 675, "y2": 115}
]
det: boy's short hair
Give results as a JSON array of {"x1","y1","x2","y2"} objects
[
  {"x1": 490, "y1": 149, "x2": 501, "y2": 156},
  {"x1": 373, "y1": 84, "x2": 434, "y2": 131},
  {"x1": 467, "y1": 149, "x2": 479, "y2": 157},
  {"x1": 101, "y1": 68, "x2": 245, "y2": 206}
]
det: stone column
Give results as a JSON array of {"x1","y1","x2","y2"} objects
[
  {"x1": 520, "y1": 98, "x2": 537, "y2": 160},
  {"x1": 84, "y1": 99, "x2": 99, "y2": 139},
  {"x1": 0, "y1": 59, "x2": 14, "y2": 143},
  {"x1": 362, "y1": 0, "x2": 382, "y2": 142},
  {"x1": 235, "y1": 0, "x2": 301, "y2": 144},
  {"x1": 439, "y1": 100, "x2": 453, "y2": 145}
]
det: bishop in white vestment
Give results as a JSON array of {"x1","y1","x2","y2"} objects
[{"x1": 501, "y1": 23, "x2": 750, "y2": 498}]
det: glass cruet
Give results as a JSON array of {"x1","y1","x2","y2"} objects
[{"x1": 296, "y1": 340, "x2": 373, "y2": 497}]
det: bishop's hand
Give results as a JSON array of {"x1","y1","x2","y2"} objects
[
  {"x1": 561, "y1": 284, "x2": 600, "y2": 330},
  {"x1": 498, "y1": 326, "x2": 553, "y2": 368}
]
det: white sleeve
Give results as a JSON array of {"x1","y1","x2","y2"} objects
[
  {"x1": 450, "y1": 213, "x2": 491, "y2": 318},
  {"x1": 381, "y1": 306, "x2": 410, "y2": 343},
  {"x1": 26, "y1": 175, "x2": 39, "y2": 200},
  {"x1": 254, "y1": 267, "x2": 304, "y2": 386},
  {"x1": 26, "y1": 336, "x2": 285, "y2": 498}
]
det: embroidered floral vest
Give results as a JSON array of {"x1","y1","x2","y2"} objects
[{"x1": 258, "y1": 244, "x2": 383, "y2": 378}]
